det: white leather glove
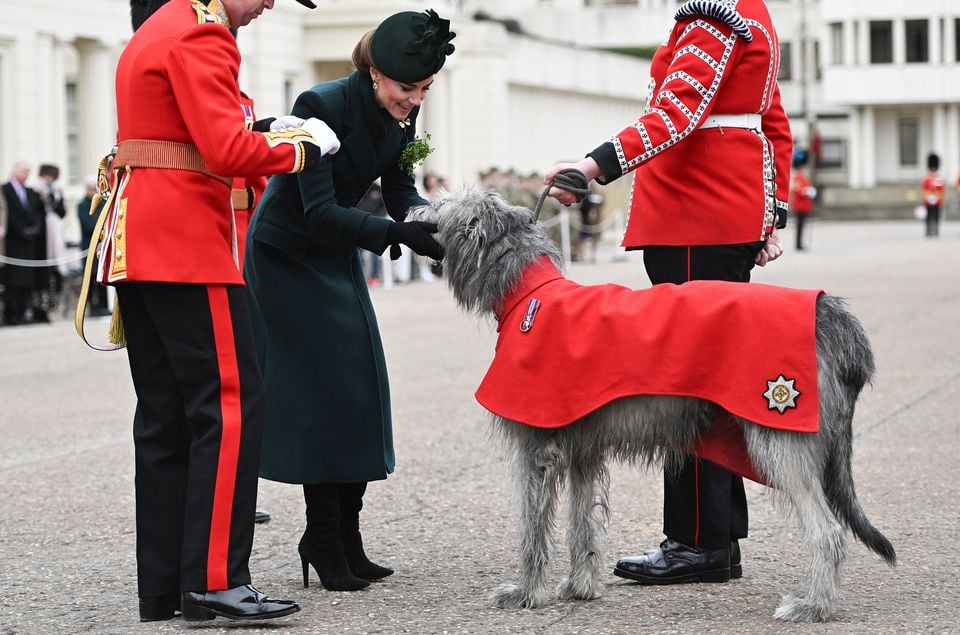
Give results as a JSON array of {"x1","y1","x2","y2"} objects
[
  {"x1": 270, "y1": 115, "x2": 305, "y2": 132},
  {"x1": 300, "y1": 117, "x2": 340, "y2": 155}
]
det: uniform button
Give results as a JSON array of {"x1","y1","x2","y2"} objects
[
  {"x1": 116, "y1": 229, "x2": 122, "y2": 238},
  {"x1": 115, "y1": 249, "x2": 123, "y2": 260}
]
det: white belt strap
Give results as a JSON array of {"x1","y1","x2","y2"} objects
[{"x1": 699, "y1": 113, "x2": 762, "y2": 130}]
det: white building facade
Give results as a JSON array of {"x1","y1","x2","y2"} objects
[{"x1": 2, "y1": 0, "x2": 958, "y2": 219}]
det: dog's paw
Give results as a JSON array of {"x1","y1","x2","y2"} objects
[
  {"x1": 492, "y1": 583, "x2": 546, "y2": 609},
  {"x1": 773, "y1": 593, "x2": 833, "y2": 622},
  {"x1": 556, "y1": 576, "x2": 603, "y2": 601}
]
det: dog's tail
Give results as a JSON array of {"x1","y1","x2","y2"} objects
[{"x1": 816, "y1": 295, "x2": 896, "y2": 566}]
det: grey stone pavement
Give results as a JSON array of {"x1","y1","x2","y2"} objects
[{"x1": 1, "y1": 219, "x2": 959, "y2": 634}]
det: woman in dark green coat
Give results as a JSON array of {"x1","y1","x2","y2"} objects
[{"x1": 244, "y1": 9, "x2": 454, "y2": 592}]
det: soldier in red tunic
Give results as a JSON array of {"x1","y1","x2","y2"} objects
[
  {"x1": 790, "y1": 149, "x2": 816, "y2": 250},
  {"x1": 544, "y1": 0, "x2": 792, "y2": 586},
  {"x1": 922, "y1": 152, "x2": 944, "y2": 238},
  {"x1": 103, "y1": 0, "x2": 338, "y2": 623}
]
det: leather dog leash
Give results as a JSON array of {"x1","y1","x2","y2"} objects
[{"x1": 533, "y1": 168, "x2": 590, "y2": 221}]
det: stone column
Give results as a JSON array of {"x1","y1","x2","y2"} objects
[
  {"x1": 893, "y1": 17, "x2": 905, "y2": 65},
  {"x1": 862, "y1": 106, "x2": 876, "y2": 188},
  {"x1": 848, "y1": 106, "x2": 863, "y2": 188},
  {"x1": 945, "y1": 103, "x2": 960, "y2": 197},
  {"x1": 75, "y1": 38, "x2": 115, "y2": 182},
  {"x1": 929, "y1": 16, "x2": 942, "y2": 65}
]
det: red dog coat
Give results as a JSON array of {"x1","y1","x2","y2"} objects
[{"x1": 476, "y1": 257, "x2": 823, "y2": 483}]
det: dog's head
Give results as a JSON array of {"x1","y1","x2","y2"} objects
[{"x1": 408, "y1": 187, "x2": 561, "y2": 315}]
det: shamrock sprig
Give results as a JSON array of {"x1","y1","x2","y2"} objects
[{"x1": 398, "y1": 133, "x2": 435, "y2": 175}]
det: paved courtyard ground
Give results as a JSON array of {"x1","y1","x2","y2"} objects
[{"x1": 1, "y1": 219, "x2": 958, "y2": 633}]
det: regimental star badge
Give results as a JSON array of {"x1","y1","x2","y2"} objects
[{"x1": 763, "y1": 374, "x2": 801, "y2": 413}]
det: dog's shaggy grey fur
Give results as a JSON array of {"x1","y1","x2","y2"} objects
[{"x1": 409, "y1": 188, "x2": 896, "y2": 622}]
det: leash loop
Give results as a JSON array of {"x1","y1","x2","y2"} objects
[{"x1": 533, "y1": 168, "x2": 590, "y2": 221}]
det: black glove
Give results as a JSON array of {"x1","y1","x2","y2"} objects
[
  {"x1": 251, "y1": 117, "x2": 276, "y2": 133},
  {"x1": 386, "y1": 221, "x2": 443, "y2": 261}
]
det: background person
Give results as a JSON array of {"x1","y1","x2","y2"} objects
[
  {"x1": 33, "y1": 163, "x2": 67, "y2": 321},
  {"x1": 789, "y1": 149, "x2": 816, "y2": 250},
  {"x1": 244, "y1": 8, "x2": 452, "y2": 593},
  {"x1": 76, "y1": 176, "x2": 110, "y2": 317},
  {"x1": 1, "y1": 162, "x2": 46, "y2": 325},
  {"x1": 922, "y1": 152, "x2": 944, "y2": 238},
  {"x1": 543, "y1": 0, "x2": 791, "y2": 587}
]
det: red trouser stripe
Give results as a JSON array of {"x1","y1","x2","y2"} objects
[
  {"x1": 685, "y1": 246, "x2": 702, "y2": 547},
  {"x1": 206, "y1": 285, "x2": 242, "y2": 590}
]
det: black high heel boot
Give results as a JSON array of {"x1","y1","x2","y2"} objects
[
  {"x1": 340, "y1": 482, "x2": 394, "y2": 581},
  {"x1": 300, "y1": 484, "x2": 369, "y2": 592}
]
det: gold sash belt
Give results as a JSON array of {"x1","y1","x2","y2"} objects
[{"x1": 114, "y1": 139, "x2": 231, "y2": 186}]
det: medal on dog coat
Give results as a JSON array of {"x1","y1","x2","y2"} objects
[{"x1": 476, "y1": 257, "x2": 822, "y2": 480}]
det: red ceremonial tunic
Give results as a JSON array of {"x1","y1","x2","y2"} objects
[
  {"x1": 101, "y1": 0, "x2": 309, "y2": 285},
  {"x1": 790, "y1": 170, "x2": 815, "y2": 213},
  {"x1": 922, "y1": 173, "x2": 945, "y2": 206},
  {"x1": 476, "y1": 258, "x2": 821, "y2": 480},
  {"x1": 604, "y1": 0, "x2": 792, "y2": 247}
]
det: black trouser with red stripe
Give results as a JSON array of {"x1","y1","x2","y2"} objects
[
  {"x1": 117, "y1": 281, "x2": 265, "y2": 596},
  {"x1": 642, "y1": 242, "x2": 764, "y2": 550}
]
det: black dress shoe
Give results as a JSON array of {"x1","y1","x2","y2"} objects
[
  {"x1": 139, "y1": 592, "x2": 181, "y2": 622},
  {"x1": 613, "y1": 539, "x2": 732, "y2": 584},
  {"x1": 180, "y1": 584, "x2": 300, "y2": 621},
  {"x1": 730, "y1": 540, "x2": 742, "y2": 579},
  {"x1": 255, "y1": 509, "x2": 271, "y2": 524}
]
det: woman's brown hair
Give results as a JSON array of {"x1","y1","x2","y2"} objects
[{"x1": 351, "y1": 30, "x2": 376, "y2": 73}]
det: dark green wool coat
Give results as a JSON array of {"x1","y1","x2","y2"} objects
[{"x1": 244, "y1": 71, "x2": 426, "y2": 484}]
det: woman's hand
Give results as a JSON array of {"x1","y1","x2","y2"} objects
[{"x1": 386, "y1": 220, "x2": 443, "y2": 261}]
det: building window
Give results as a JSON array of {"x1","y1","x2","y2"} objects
[
  {"x1": 955, "y1": 18, "x2": 960, "y2": 61},
  {"x1": 869, "y1": 21, "x2": 893, "y2": 64},
  {"x1": 898, "y1": 118, "x2": 919, "y2": 167},
  {"x1": 778, "y1": 41, "x2": 792, "y2": 81},
  {"x1": 829, "y1": 22, "x2": 843, "y2": 65},
  {"x1": 816, "y1": 138, "x2": 845, "y2": 169},
  {"x1": 813, "y1": 40, "x2": 822, "y2": 80},
  {"x1": 66, "y1": 81, "x2": 80, "y2": 185},
  {"x1": 905, "y1": 20, "x2": 929, "y2": 63}
]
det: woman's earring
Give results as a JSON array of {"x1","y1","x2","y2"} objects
[{"x1": 372, "y1": 79, "x2": 379, "y2": 90}]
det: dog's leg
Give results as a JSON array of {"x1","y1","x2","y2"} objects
[
  {"x1": 746, "y1": 426, "x2": 845, "y2": 622},
  {"x1": 493, "y1": 429, "x2": 565, "y2": 609},
  {"x1": 557, "y1": 444, "x2": 608, "y2": 602}
]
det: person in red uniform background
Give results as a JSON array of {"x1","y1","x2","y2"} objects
[
  {"x1": 544, "y1": 0, "x2": 791, "y2": 586},
  {"x1": 790, "y1": 148, "x2": 816, "y2": 250},
  {"x1": 922, "y1": 152, "x2": 944, "y2": 238},
  {"x1": 103, "y1": 0, "x2": 338, "y2": 623}
]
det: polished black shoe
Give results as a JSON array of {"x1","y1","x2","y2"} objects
[
  {"x1": 139, "y1": 593, "x2": 181, "y2": 622},
  {"x1": 613, "y1": 539, "x2": 732, "y2": 584},
  {"x1": 254, "y1": 509, "x2": 271, "y2": 524},
  {"x1": 730, "y1": 539, "x2": 742, "y2": 579},
  {"x1": 180, "y1": 584, "x2": 300, "y2": 621}
]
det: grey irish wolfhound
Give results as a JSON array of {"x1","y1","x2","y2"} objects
[{"x1": 408, "y1": 188, "x2": 896, "y2": 622}]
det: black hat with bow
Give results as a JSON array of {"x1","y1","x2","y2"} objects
[{"x1": 370, "y1": 9, "x2": 456, "y2": 83}]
